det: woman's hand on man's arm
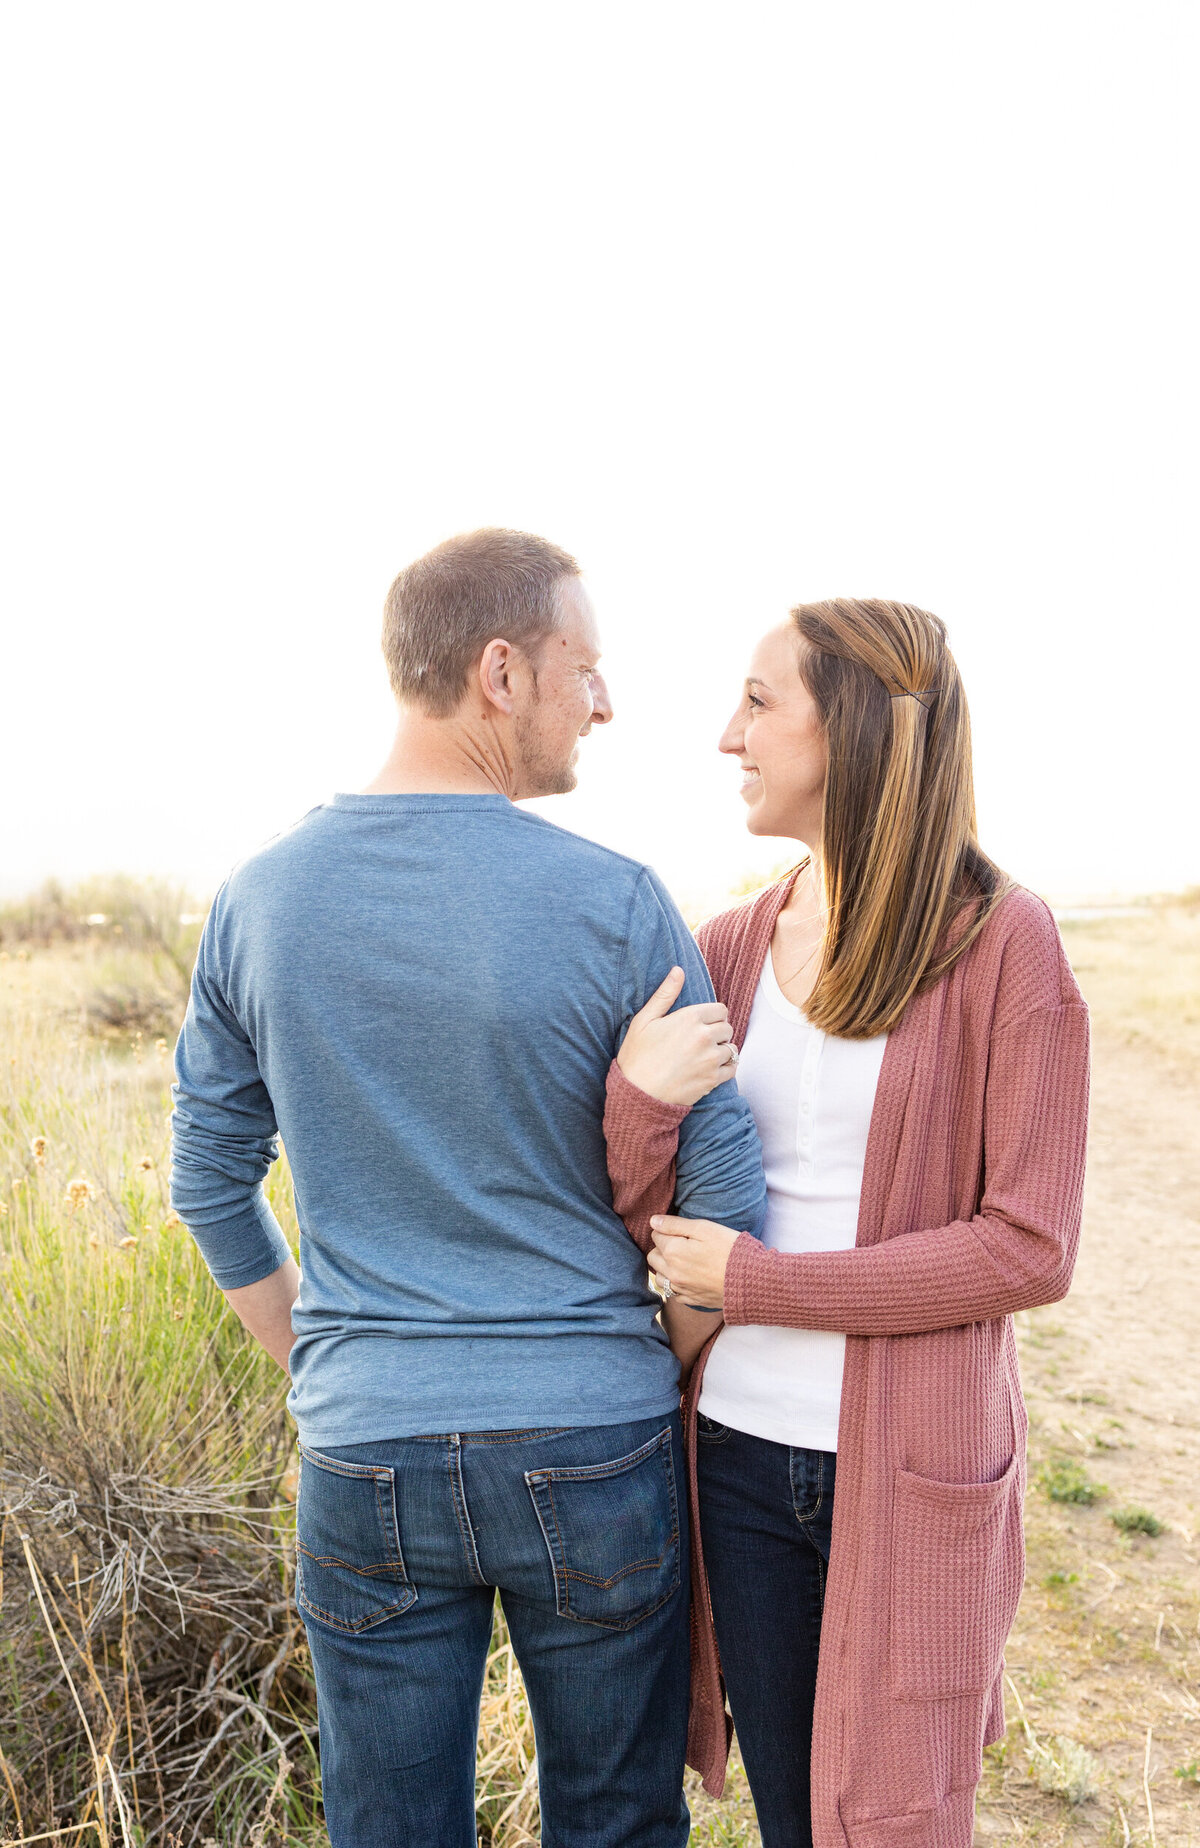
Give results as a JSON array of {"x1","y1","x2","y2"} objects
[
  {"x1": 618, "y1": 966, "x2": 740, "y2": 1107},
  {"x1": 649, "y1": 1216, "x2": 742, "y2": 1309}
]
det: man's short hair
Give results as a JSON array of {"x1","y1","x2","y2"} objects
[{"x1": 382, "y1": 529, "x2": 582, "y2": 716}]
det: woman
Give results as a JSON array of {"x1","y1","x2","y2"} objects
[{"x1": 603, "y1": 600, "x2": 1089, "y2": 1848}]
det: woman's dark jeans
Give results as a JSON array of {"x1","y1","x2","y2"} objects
[{"x1": 696, "y1": 1413, "x2": 837, "y2": 1848}]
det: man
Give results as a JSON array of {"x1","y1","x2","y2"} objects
[{"x1": 170, "y1": 529, "x2": 766, "y2": 1848}]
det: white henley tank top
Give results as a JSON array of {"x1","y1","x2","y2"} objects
[{"x1": 697, "y1": 948, "x2": 887, "y2": 1452}]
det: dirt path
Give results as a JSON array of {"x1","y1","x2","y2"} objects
[{"x1": 976, "y1": 1026, "x2": 1200, "y2": 1843}]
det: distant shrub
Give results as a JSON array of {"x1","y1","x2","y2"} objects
[
  {"x1": 1110, "y1": 1505, "x2": 1165, "y2": 1536},
  {"x1": 85, "y1": 977, "x2": 184, "y2": 1040},
  {"x1": 0, "y1": 873, "x2": 206, "y2": 972},
  {"x1": 1039, "y1": 1458, "x2": 1105, "y2": 1505},
  {"x1": 1029, "y1": 1734, "x2": 1101, "y2": 1806}
]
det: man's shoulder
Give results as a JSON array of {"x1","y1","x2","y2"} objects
[
  {"x1": 503, "y1": 807, "x2": 659, "y2": 895},
  {"x1": 212, "y1": 801, "x2": 661, "y2": 921},
  {"x1": 210, "y1": 806, "x2": 332, "y2": 916}
]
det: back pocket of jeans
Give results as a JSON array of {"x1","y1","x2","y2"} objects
[
  {"x1": 296, "y1": 1444, "x2": 416, "y2": 1635},
  {"x1": 525, "y1": 1426, "x2": 681, "y2": 1631}
]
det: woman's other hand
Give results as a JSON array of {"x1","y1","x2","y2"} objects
[
  {"x1": 617, "y1": 967, "x2": 739, "y2": 1107},
  {"x1": 648, "y1": 1215, "x2": 741, "y2": 1309}
]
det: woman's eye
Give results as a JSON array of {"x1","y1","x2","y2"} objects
[{"x1": 747, "y1": 693, "x2": 763, "y2": 709}]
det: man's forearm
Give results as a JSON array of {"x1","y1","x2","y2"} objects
[
  {"x1": 664, "y1": 1296, "x2": 722, "y2": 1387},
  {"x1": 223, "y1": 1257, "x2": 301, "y2": 1374}
]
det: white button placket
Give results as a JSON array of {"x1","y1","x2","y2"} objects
[{"x1": 796, "y1": 1029, "x2": 823, "y2": 1171}]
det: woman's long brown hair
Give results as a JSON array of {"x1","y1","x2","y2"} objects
[{"x1": 793, "y1": 598, "x2": 1010, "y2": 1039}]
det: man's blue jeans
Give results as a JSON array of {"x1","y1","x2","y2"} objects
[{"x1": 295, "y1": 1412, "x2": 691, "y2": 1848}]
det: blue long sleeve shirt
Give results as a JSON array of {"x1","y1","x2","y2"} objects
[{"x1": 170, "y1": 793, "x2": 767, "y2": 1446}]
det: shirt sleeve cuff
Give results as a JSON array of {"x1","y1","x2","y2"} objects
[
  {"x1": 179, "y1": 1199, "x2": 293, "y2": 1291},
  {"x1": 605, "y1": 1058, "x2": 692, "y2": 1130},
  {"x1": 723, "y1": 1230, "x2": 776, "y2": 1325}
]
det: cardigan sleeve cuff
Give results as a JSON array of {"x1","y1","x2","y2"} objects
[
  {"x1": 723, "y1": 1230, "x2": 776, "y2": 1324},
  {"x1": 604, "y1": 1059, "x2": 692, "y2": 1133}
]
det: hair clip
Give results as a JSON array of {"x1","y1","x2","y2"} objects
[{"x1": 890, "y1": 687, "x2": 935, "y2": 711}]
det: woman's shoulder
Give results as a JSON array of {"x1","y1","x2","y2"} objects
[
  {"x1": 694, "y1": 868, "x2": 799, "y2": 971},
  {"x1": 965, "y1": 883, "x2": 1085, "y2": 1021}
]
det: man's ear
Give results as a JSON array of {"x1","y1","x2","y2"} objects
[{"x1": 477, "y1": 638, "x2": 517, "y2": 715}]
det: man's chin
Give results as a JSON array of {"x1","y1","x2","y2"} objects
[{"x1": 523, "y1": 764, "x2": 578, "y2": 799}]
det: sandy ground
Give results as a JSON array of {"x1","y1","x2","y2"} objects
[{"x1": 974, "y1": 1019, "x2": 1200, "y2": 1845}]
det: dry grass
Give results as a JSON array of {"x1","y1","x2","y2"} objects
[{"x1": 1058, "y1": 901, "x2": 1200, "y2": 1081}]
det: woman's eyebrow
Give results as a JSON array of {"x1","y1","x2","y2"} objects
[{"x1": 746, "y1": 676, "x2": 772, "y2": 694}]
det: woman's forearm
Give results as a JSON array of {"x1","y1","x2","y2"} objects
[
  {"x1": 664, "y1": 1296, "x2": 722, "y2": 1386},
  {"x1": 605, "y1": 1061, "x2": 689, "y2": 1252},
  {"x1": 723, "y1": 1214, "x2": 1074, "y2": 1337},
  {"x1": 725, "y1": 997, "x2": 1088, "y2": 1338}
]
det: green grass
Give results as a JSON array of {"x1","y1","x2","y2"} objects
[
  {"x1": 1038, "y1": 1457, "x2": 1106, "y2": 1506},
  {"x1": 1109, "y1": 1506, "x2": 1165, "y2": 1536}
]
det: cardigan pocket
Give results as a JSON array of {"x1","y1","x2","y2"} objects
[{"x1": 889, "y1": 1453, "x2": 1021, "y2": 1701}]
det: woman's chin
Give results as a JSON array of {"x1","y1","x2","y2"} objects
[{"x1": 744, "y1": 801, "x2": 804, "y2": 843}]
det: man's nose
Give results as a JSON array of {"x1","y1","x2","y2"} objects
[{"x1": 590, "y1": 675, "x2": 614, "y2": 726}]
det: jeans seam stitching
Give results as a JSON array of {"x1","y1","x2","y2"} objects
[
  {"x1": 543, "y1": 1479, "x2": 571, "y2": 1614},
  {"x1": 791, "y1": 1448, "x2": 824, "y2": 1525},
  {"x1": 553, "y1": 1584, "x2": 679, "y2": 1633},
  {"x1": 297, "y1": 1586, "x2": 414, "y2": 1633},
  {"x1": 466, "y1": 1427, "x2": 573, "y2": 1444},
  {"x1": 296, "y1": 1544, "x2": 407, "y2": 1579},
  {"x1": 563, "y1": 1546, "x2": 674, "y2": 1587},
  {"x1": 525, "y1": 1476, "x2": 567, "y2": 1613},
  {"x1": 298, "y1": 1444, "x2": 391, "y2": 1482},
  {"x1": 447, "y1": 1441, "x2": 487, "y2": 1587},
  {"x1": 529, "y1": 1427, "x2": 671, "y2": 1485}
]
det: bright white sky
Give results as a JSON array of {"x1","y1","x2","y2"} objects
[{"x1": 1, "y1": 2, "x2": 1196, "y2": 914}]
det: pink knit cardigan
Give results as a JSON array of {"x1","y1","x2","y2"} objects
[{"x1": 603, "y1": 872, "x2": 1089, "y2": 1848}]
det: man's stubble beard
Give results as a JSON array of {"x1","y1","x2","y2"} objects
[
  {"x1": 514, "y1": 703, "x2": 579, "y2": 798},
  {"x1": 516, "y1": 723, "x2": 578, "y2": 796}
]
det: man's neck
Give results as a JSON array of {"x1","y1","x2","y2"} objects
[{"x1": 361, "y1": 712, "x2": 516, "y2": 798}]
